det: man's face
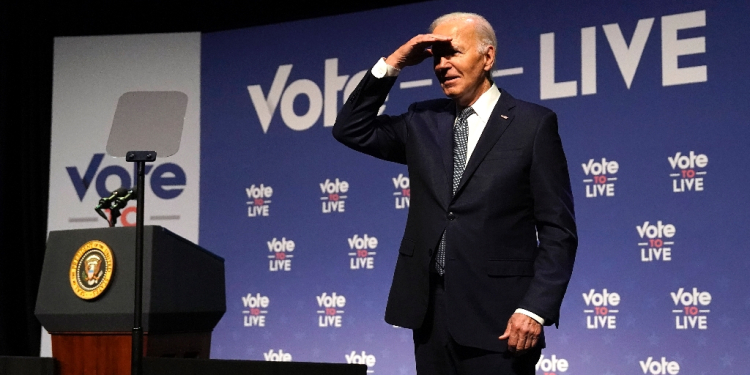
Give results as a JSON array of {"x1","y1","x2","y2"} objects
[{"x1": 431, "y1": 20, "x2": 495, "y2": 107}]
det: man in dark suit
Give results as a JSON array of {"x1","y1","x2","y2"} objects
[{"x1": 333, "y1": 12, "x2": 577, "y2": 375}]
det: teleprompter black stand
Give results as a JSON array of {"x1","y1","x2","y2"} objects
[
  {"x1": 127, "y1": 151, "x2": 155, "y2": 375},
  {"x1": 106, "y1": 91, "x2": 189, "y2": 375}
]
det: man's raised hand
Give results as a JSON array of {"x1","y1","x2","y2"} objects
[{"x1": 385, "y1": 34, "x2": 452, "y2": 70}]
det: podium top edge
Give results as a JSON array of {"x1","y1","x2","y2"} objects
[{"x1": 47, "y1": 226, "x2": 224, "y2": 262}]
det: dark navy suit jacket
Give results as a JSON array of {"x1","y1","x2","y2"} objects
[{"x1": 333, "y1": 70, "x2": 577, "y2": 352}]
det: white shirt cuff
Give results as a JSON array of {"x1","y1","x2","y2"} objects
[
  {"x1": 515, "y1": 308, "x2": 545, "y2": 325},
  {"x1": 371, "y1": 58, "x2": 400, "y2": 78}
]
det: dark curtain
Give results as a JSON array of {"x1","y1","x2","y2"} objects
[{"x1": 0, "y1": 1, "x2": 53, "y2": 356}]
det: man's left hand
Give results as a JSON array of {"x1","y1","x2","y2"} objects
[{"x1": 498, "y1": 313, "x2": 542, "y2": 353}]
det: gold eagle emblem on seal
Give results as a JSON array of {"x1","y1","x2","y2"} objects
[{"x1": 69, "y1": 240, "x2": 114, "y2": 300}]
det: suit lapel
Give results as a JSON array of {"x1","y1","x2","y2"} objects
[{"x1": 454, "y1": 89, "x2": 517, "y2": 198}]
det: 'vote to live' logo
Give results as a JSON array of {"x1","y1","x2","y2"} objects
[
  {"x1": 317, "y1": 292, "x2": 346, "y2": 327},
  {"x1": 536, "y1": 354, "x2": 568, "y2": 375},
  {"x1": 392, "y1": 173, "x2": 410, "y2": 209},
  {"x1": 669, "y1": 151, "x2": 707, "y2": 192},
  {"x1": 346, "y1": 351, "x2": 376, "y2": 374},
  {"x1": 247, "y1": 184, "x2": 273, "y2": 217},
  {"x1": 242, "y1": 293, "x2": 269, "y2": 327},
  {"x1": 264, "y1": 349, "x2": 292, "y2": 362},
  {"x1": 671, "y1": 287, "x2": 710, "y2": 330},
  {"x1": 636, "y1": 221, "x2": 675, "y2": 262},
  {"x1": 267, "y1": 237, "x2": 294, "y2": 272},
  {"x1": 581, "y1": 158, "x2": 618, "y2": 198},
  {"x1": 639, "y1": 357, "x2": 680, "y2": 374},
  {"x1": 348, "y1": 234, "x2": 377, "y2": 270},
  {"x1": 582, "y1": 289, "x2": 619, "y2": 329},
  {"x1": 320, "y1": 178, "x2": 348, "y2": 213}
]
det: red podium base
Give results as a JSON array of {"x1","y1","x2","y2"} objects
[{"x1": 51, "y1": 331, "x2": 211, "y2": 375}]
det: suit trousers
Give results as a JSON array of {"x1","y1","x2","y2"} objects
[{"x1": 413, "y1": 273, "x2": 541, "y2": 375}]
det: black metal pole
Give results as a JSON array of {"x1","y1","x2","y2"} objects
[{"x1": 131, "y1": 159, "x2": 146, "y2": 375}]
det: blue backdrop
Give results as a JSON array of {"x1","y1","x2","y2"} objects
[{"x1": 200, "y1": 1, "x2": 750, "y2": 373}]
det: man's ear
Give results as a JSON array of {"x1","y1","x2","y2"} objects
[{"x1": 483, "y1": 45, "x2": 496, "y2": 73}]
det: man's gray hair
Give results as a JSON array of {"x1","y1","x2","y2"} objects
[{"x1": 429, "y1": 12, "x2": 497, "y2": 55}]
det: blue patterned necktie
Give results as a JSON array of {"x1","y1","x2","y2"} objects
[{"x1": 436, "y1": 106, "x2": 475, "y2": 275}]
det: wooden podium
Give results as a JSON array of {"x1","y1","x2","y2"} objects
[{"x1": 35, "y1": 226, "x2": 226, "y2": 375}]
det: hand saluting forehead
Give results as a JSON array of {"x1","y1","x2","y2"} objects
[{"x1": 384, "y1": 34, "x2": 453, "y2": 70}]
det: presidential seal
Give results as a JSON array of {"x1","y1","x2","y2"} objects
[{"x1": 69, "y1": 240, "x2": 114, "y2": 300}]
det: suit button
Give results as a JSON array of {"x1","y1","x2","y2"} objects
[
  {"x1": 447, "y1": 212, "x2": 456, "y2": 220},
  {"x1": 428, "y1": 248, "x2": 433, "y2": 256}
]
